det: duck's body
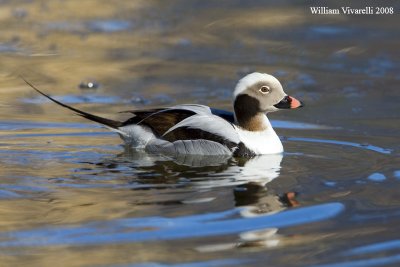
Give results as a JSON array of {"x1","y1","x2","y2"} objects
[
  {"x1": 25, "y1": 72, "x2": 303, "y2": 157},
  {"x1": 116, "y1": 104, "x2": 281, "y2": 157}
]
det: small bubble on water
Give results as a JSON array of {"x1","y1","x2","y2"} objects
[
  {"x1": 79, "y1": 81, "x2": 100, "y2": 89},
  {"x1": 323, "y1": 181, "x2": 337, "y2": 187},
  {"x1": 367, "y1": 172, "x2": 386, "y2": 182}
]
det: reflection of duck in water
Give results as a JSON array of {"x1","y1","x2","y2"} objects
[
  {"x1": 119, "y1": 148, "x2": 283, "y2": 187},
  {"x1": 110, "y1": 151, "x2": 299, "y2": 251},
  {"x1": 114, "y1": 149, "x2": 299, "y2": 209},
  {"x1": 25, "y1": 72, "x2": 303, "y2": 157}
]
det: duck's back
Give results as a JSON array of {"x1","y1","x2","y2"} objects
[{"x1": 118, "y1": 105, "x2": 243, "y2": 156}]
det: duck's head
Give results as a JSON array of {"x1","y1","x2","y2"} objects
[
  {"x1": 233, "y1": 72, "x2": 303, "y2": 131},
  {"x1": 233, "y1": 72, "x2": 303, "y2": 114}
]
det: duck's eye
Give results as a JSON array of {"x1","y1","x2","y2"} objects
[{"x1": 259, "y1": 86, "x2": 271, "y2": 94}]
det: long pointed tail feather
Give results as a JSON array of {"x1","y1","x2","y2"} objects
[{"x1": 22, "y1": 77, "x2": 123, "y2": 129}]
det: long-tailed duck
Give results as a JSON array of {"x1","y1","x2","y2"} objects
[{"x1": 24, "y1": 72, "x2": 303, "y2": 157}]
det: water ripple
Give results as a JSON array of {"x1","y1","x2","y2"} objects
[
  {"x1": 346, "y1": 239, "x2": 400, "y2": 256},
  {"x1": 127, "y1": 259, "x2": 250, "y2": 267},
  {"x1": 312, "y1": 254, "x2": 400, "y2": 267},
  {"x1": 287, "y1": 137, "x2": 392, "y2": 154},
  {"x1": 0, "y1": 202, "x2": 344, "y2": 247}
]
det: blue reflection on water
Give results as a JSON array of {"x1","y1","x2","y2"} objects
[
  {"x1": 0, "y1": 119, "x2": 331, "y2": 132},
  {"x1": 87, "y1": 20, "x2": 133, "y2": 33},
  {"x1": 0, "y1": 121, "x2": 100, "y2": 130},
  {"x1": 127, "y1": 258, "x2": 249, "y2": 267},
  {"x1": 312, "y1": 254, "x2": 400, "y2": 267},
  {"x1": 288, "y1": 137, "x2": 392, "y2": 155},
  {"x1": 0, "y1": 189, "x2": 21, "y2": 199},
  {"x1": 310, "y1": 26, "x2": 353, "y2": 36},
  {"x1": 44, "y1": 20, "x2": 133, "y2": 33},
  {"x1": 0, "y1": 202, "x2": 344, "y2": 247},
  {"x1": 23, "y1": 94, "x2": 121, "y2": 104},
  {"x1": 271, "y1": 120, "x2": 332, "y2": 130},
  {"x1": 367, "y1": 173, "x2": 386, "y2": 182},
  {"x1": 346, "y1": 239, "x2": 400, "y2": 255}
]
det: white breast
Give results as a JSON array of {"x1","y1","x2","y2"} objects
[{"x1": 234, "y1": 117, "x2": 283, "y2": 155}]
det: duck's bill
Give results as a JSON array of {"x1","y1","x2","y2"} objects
[{"x1": 274, "y1": 95, "x2": 304, "y2": 109}]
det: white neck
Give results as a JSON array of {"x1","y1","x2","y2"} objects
[{"x1": 235, "y1": 115, "x2": 283, "y2": 154}]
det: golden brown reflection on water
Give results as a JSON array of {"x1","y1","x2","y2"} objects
[{"x1": 1, "y1": 0, "x2": 400, "y2": 266}]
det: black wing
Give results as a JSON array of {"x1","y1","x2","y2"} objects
[{"x1": 121, "y1": 109, "x2": 197, "y2": 137}]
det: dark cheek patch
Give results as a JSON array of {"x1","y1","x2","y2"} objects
[
  {"x1": 234, "y1": 94, "x2": 261, "y2": 120},
  {"x1": 234, "y1": 94, "x2": 268, "y2": 131}
]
